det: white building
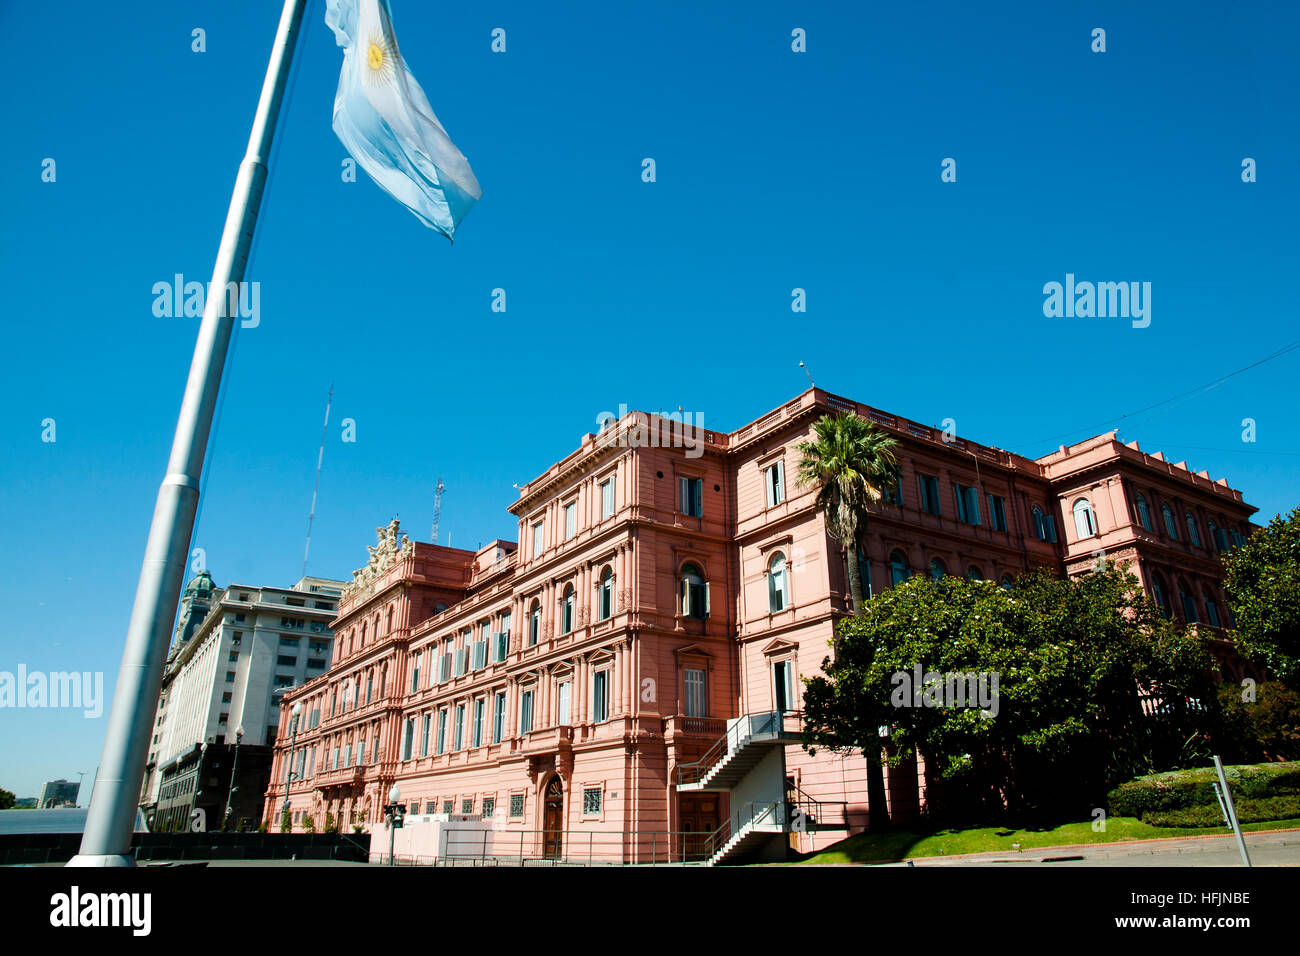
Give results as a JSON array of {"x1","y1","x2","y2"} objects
[{"x1": 140, "y1": 574, "x2": 346, "y2": 816}]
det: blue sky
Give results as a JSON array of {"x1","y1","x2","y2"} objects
[{"x1": 1, "y1": 0, "x2": 1297, "y2": 798}]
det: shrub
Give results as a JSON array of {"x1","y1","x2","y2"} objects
[
  {"x1": 279, "y1": 810, "x2": 291, "y2": 833},
  {"x1": 1107, "y1": 761, "x2": 1300, "y2": 819},
  {"x1": 302, "y1": 813, "x2": 316, "y2": 833},
  {"x1": 323, "y1": 812, "x2": 338, "y2": 834},
  {"x1": 1144, "y1": 794, "x2": 1300, "y2": 828}
]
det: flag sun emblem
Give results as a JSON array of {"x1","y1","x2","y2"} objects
[{"x1": 363, "y1": 29, "x2": 396, "y2": 87}]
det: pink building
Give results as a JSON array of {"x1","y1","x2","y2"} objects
[{"x1": 265, "y1": 388, "x2": 1258, "y2": 863}]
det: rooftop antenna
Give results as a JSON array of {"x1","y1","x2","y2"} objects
[
  {"x1": 799, "y1": 361, "x2": 815, "y2": 388},
  {"x1": 431, "y1": 477, "x2": 445, "y2": 545},
  {"x1": 302, "y1": 382, "x2": 333, "y2": 578}
]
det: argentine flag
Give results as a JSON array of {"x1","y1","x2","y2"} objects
[{"x1": 325, "y1": 0, "x2": 481, "y2": 241}]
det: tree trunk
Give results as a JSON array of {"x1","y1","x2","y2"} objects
[{"x1": 846, "y1": 541, "x2": 864, "y2": 618}]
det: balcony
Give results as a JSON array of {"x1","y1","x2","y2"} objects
[{"x1": 676, "y1": 711, "x2": 802, "y2": 791}]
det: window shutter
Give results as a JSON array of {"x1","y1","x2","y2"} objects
[
  {"x1": 776, "y1": 461, "x2": 785, "y2": 502},
  {"x1": 703, "y1": 581, "x2": 711, "y2": 617},
  {"x1": 679, "y1": 477, "x2": 688, "y2": 512}
]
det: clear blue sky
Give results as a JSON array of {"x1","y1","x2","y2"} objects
[{"x1": 1, "y1": 0, "x2": 1297, "y2": 799}]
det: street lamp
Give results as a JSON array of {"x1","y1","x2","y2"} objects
[
  {"x1": 193, "y1": 741, "x2": 209, "y2": 831},
  {"x1": 386, "y1": 784, "x2": 403, "y2": 866},
  {"x1": 223, "y1": 726, "x2": 244, "y2": 830},
  {"x1": 280, "y1": 702, "x2": 303, "y2": 829}
]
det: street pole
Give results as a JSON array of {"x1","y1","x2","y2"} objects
[
  {"x1": 223, "y1": 727, "x2": 243, "y2": 829},
  {"x1": 281, "y1": 705, "x2": 303, "y2": 828},
  {"x1": 67, "y1": 0, "x2": 309, "y2": 867},
  {"x1": 1213, "y1": 754, "x2": 1252, "y2": 867}
]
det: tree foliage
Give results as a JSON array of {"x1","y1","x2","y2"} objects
[
  {"x1": 802, "y1": 566, "x2": 1221, "y2": 822},
  {"x1": 0, "y1": 788, "x2": 15, "y2": 810},
  {"x1": 1224, "y1": 506, "x2": 1300, "y2": 689}
]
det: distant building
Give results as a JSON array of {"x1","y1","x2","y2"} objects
[
  {"x1": 38, "y1": 779, "x2": 80, "y2": 808},
  {"x1": 139, "y1": 574, "x2": 347, "y2": 827},
  {"x1": 13, "y1": 797, "x2": 37, "y2": 809}
]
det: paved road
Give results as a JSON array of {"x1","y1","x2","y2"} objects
[{"x1": 875, "y1": 829, "x2": 1300, "y2": 867}]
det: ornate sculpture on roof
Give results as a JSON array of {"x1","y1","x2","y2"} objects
[{"x1": 343, "y1": 517, "x2": 413, "y2": 600}]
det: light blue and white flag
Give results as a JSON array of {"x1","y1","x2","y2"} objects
[{"x1": 325, "y1": 0, "x2": 481, "y2": 241}]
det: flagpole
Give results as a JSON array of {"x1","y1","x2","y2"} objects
[{"x1": 69, "y1": 0, "x2": 309, "y2": 866}]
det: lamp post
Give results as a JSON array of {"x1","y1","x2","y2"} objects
[
  {"x1": 193, "y1": 741, "x2": 208, "y2": 831},
  {"x1": 223, "y1": 726, "x2": 244, "y2": 830},
  {"x1": 387, "y1": 784, "x2": 402, "y2": 866},
  {"x1": 280, "y1": 702, "x2": 303, "y2": 829}
]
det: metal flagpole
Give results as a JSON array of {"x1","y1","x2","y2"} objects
[
  {"x1": 302, "y1": 382, "x2": 334, "y2": 578},
  {"x1": 69, "y1": 0, "x2": 310, "y2": 866}
]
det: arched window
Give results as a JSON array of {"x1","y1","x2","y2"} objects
[
  {"x1": 1072, "y1": 498, "x2": 1097, "y2": 539},
  {"x1": 1162, "y1": 503, "x2": 1179, "y2": 540},
  {"x1": 434, "y1": 602, "x2": 448, "y2": 613},
  {"x1": 999, "y1": 574, "x2": 1014, "y2": 590},
  {"x1": 599, "y1": 567, "x2": 613, "y2": 620},
  {"x1": 1204, "y1": 590, "x2": 1222, "y2": 628},
  {"x1": 768, "y1": 553, "x2": 790, "y2": 612},
  {"x1": 529, "y1": 601, "x2": 540, "y2": 646},
  {"x1": 1151, "y1": 574, "x2": 1171, "y2": 617},
  {"x1": 680, "y1": 563, "x2": 708, "y2": 619},
  {"x1": 929, "y1": 557, "x2": 948, "y2": 581},
  {"x1": 889, "y1": 551, "x2": 910, "y2": 587},
  {"x1": 1185, "y1": 512, "x2": 1202, "y2": 548},
  {"x1": 1032, "y1": 506, "x2": 1058, "y2": 543},
  {"x1": 386, "y1": 607, "x2": 394, "y2": 635},
  {"x1": 357, "y1": 623, "x2": 366, "y2": 653},
  {"x1": 561, "y1": 586, "x2": 575, "y2": 634},
  {"x1": 967, "y1": 565, "x2": 984, "y2": 581},
  {"x1": 1208, "y1": 520, "x2": 1221, "y2": 552},
  {"x1": 1135, "y1": 494, "x2": 1153, "y2": 531},
  {"x1": 1178, "y1": 580, "x2": 1199, "y2": 623}
]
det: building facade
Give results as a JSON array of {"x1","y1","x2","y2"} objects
[
  {"x1": 38, "y1": 779, "x2": 81, "y2": 808},
  {"x1": 266, "y1": 389, "x2": 1258, "y2": 862},
  {"x1": 140, "y1": 574, "x2": 347, "y2": 825}
]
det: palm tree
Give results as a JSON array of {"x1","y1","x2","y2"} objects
[
  {"x1": 796, "y1": 412, "x2": 899, "y2": 617},
  {"x1": 796, "y1": 411, "x2": 899, "y2": 829}
]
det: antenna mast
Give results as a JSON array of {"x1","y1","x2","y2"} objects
[
  {"x1": 302, "y1": 383, "x2": 334, "y2": 577},
  {"x1": 431, "y1": 476, "x2": 445, "y2": 545}
]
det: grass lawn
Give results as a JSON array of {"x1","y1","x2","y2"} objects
[{"x1": 790, "y1": 816, "x2": 1300, "y2": 865}]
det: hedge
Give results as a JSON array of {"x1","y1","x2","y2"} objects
[
  {"x1": 1143, "y1": 794, "x2": 1300, "y2": 828},
  {"x1": 1106, "y1": 761, "x2": 1300, "y2": 820}
]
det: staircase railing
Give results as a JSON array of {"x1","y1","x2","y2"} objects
[{"x1": 676, "y1": 711, "x2": 794, "y2": 786}]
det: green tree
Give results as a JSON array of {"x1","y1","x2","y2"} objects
[
  {"x1": 302, "y1": 812, "x2": 316, "y2": 833},
  {"x1": 803, "y1": 566, "x2": 1219, "y2": 823},
  {"x1": 323, "y1": 812, "x2": 338, "y2": 834},
  {"x1": 0, "y1": 788, "x2": 15, "y2": 810},
  {"x1": 1224, "y1": 507, "x2": 1300, "y2": 688},
  {"x1": 795, "y1": 412, "x2": 899, "y2": 617},
  {"x1": 279, "y1": 809, "x2": 292, "y2": 833},
  {"x1": 796, "y1": 411, "x2": 899, "y2": 828}
]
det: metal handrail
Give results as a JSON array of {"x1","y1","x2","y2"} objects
[{"x1": 676, "y1": 711, "x2": 793, "y2": 786}]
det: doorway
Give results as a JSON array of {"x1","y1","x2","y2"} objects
[
  {"x1": 678, "y1": 793, "x2": 720, "y2": 861},
  {"x1": 542, "y1": 776, "x2": 563, "y2": 860}
]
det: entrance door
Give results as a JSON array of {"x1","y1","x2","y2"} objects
[
  {"x1": 542, "y1": 777, "x2": 563, "y2": 860},
  {"x1": 678, "y1": 794, "x2": 720, "y2": 861}
]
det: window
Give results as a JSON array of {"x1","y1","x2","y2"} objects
[
  {"x1": 410, "y1": 651, "x2": 421, "y2": 692},
  {"x1": 1136, "y1": 494, "x2": 1154, "y2": 532},
  {"x1": 231, "y1": 631, "x2": 242, "y2": 645},
  {"x1": 453, "y1": 704, "x2": 465, "y2": 750},
  {"x1": 583, "y1": 788, "x2": 602, "y2": 814},
  {"x1": 472, "y1": 698, "x2": 484, "y2": 748},
  {"x1": 462, "y1": 799, "x2": 474, "y2": 814},
  {"x1": 279, "y1": 636, "x2": 300, "y2": 648},
  {"x1": 532, "y1": 521, "x2": 544, "y2": 558},
  {"x1": 918, "y1": 474, "x2": 942, "y2": 515},
  {"x1": 307, "y1": 658, "x2": 326, "y2": 669},
  {"x1": 765, "y1": 460, "x2": 786, "y2": 507},
  {"x1": 1072, "y1": 498, "x2": 1097, "y2": 539},
  {"x1": 592, "y1": 670, "x2": 609, "y2": 722},
  {"x1": 229, "y1": 650, "x2": 239, "y2": 662},
  {"x1": 1162, "y1": 503, "x2": 1179, "y2": 540},
  {"x1": 366, "y1": 676, "x2": 372, "y2": 704},
  {"x1": 772, "y1": 660, "x2": 795, "y2": 713},
  {"x1": 225, "y1": 671, "x2": 236, "y2": 683},
  {"x1": 519, "y1": 690, "x2": 534, "y2": 734},
  {"x1": 439, "y1": 649, "x2": 451, "y2": 683},
  {"x1": 561, "y1": 586, "x2": 575, "y2": 633},
  {"x1": 987, "y1": 494, "x2": 1007, "y2": 532},
  {"x1": 1151, "y1": 574, "x2": 1171, "y2": 617},
  {"x1": 1179, "y1": 583, "x2": 1199, "y2": 623},
  {"x1": 1032, "y1": 506, "x2": 1058, "y2": 543},
  {"x1": 967, "y1": 565, "x2": 984, "y2": 581},
  {"x1": 999, "y1": 575, "x2": 1014, "y2": 590},
  {"x1": 1185, "y1": 512, "x2": 1202, "y2": 547},
  {"x1": 599, "y1": 568, "x2": 614, "y2": 620},
  {"x1": 373, "y1": 738, "x2": 380, "y2": 763},
  {"x1": 557, "y1": 681, "x2": 572, "y2": 725},
  {"x1": 1205, "y1": 592, "x2": 1222, "y2": 628},
  {"x1": 454, "y1": 647, "x2": 467, "y2": 677},
  {"x1": 1209, "y1": 519, "x2": 1226, "y2": 551},
  {"x1": 436, "y1": 709, "x2": 447, "y2": 754},
  {"x1": 680, "y1": 563, "x2": 709, "y2": 619},
  {"x1": 275, "y1": 653, "x2": 298, "y2": 668},
  {"x1": 219, "y1": 712, "x2": 228, "y2": 724},
  {"x1": 280, "y1": 617, "x2": 305, "y2": 629},
  {"x1": 678, "y1": 476, "x2": 704, "y2": 517},
  {"x1": 564, "y1": 502, "x2": 577, "y2": 540},
  {"x1": 493, "y1": 629, "x2": 509, "y2": 663},
  {"x1": 768, "y1": 552, "x2": 790, "y2": 612},
  {"x1": 421, "y1": 714, "x2": 430, "y2": 757},
  {"x1": 222, "y1": 692, "x2": 232, "y2": 703},
  {"x1": 482, "y1": 797, "x2": 496, "y2": 818},
  {"x1": 954, "y1": 484, "x2": 981, "y2": 526},
  {"x1": 889, "y1": 550, "x2": 910, "y2": 587},
  {"x1": 684, "y1": 667, "x2": 706, "y2": 717},
  {"x1": 493, "y1": 692, "x2": 507, "y2": 743},
  {"x1": 529, "y1": 602, "x2": 541, "y2": 646},
  {"x1": 442, "y1": 800, "x2": 454, "y2": 814},
  {"x1": 929, "y1": 557, "x2": 948, "y2": 581},
  {"x1": 509, "y1": 794, "x2": 525, "y2": 818},
  {"x1": 402, "y1": 718, "x2": 415, "y2": 761},
  {"x1": 857, "y1": 547, "x2": 873, "y2": 599},
  {"x1": 883, "y1": 464, "x2": 904, "y2": 505},
  {"x1": 601, "y1": 476, "x2": 616, "y2": 519},
  {"x1": 471, "y1": 640, "x2": 487, "y2": 671}
]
